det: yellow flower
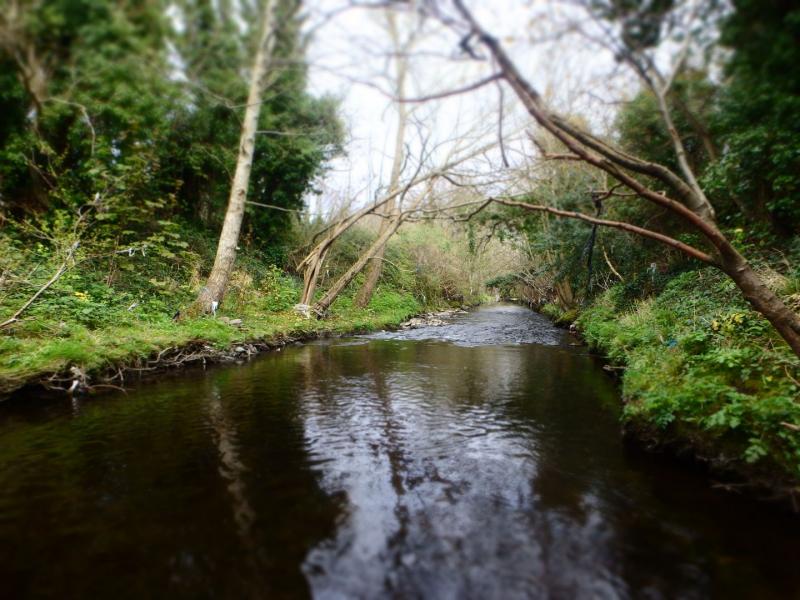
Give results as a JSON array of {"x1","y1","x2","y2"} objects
[
  {"x1": 73, "y1": 291, "x2": 90, "y2": 302},
  {"x1": 711, "y1": 319, "x2": 720, "y2": 331}
]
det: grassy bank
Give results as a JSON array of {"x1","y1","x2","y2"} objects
[
  {"x1": 0, "y1": 284, "x2": 426, "y2": 397},
  {"x1": 0, "y1": 286, "x2": 431, "y2": 397},
  {"x1": 544, "y1": 267, "x2": 800, "y2": 497}
]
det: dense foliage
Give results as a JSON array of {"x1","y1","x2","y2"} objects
[
  {"x1": 579, "y1": 267, "x2": 800, "y2": 480},
  {"x1": 0, "y1": 0, "x2": 342, "y2": 259},
  {"x1": 707, "y1": 0, "x2": 800, "y2": 235}
]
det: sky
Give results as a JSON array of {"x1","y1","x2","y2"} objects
[{"x1": 300, "y1": 0, "x2": 639, "y2": 216}]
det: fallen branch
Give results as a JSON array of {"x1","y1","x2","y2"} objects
[{"x1": 0, "y1": 241, "x2": 80, "y2": 329}]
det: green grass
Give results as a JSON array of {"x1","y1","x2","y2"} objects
[
  {"x1": 0, "y1": 274, "x2": 425, "y2": 395},
  {"x1": 577, "y1": 268, "x2": 800, "y2": 484}
]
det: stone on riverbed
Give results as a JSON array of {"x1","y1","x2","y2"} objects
[{"x1": 399, "y1": 309, "x2": 464, "y2": 330}]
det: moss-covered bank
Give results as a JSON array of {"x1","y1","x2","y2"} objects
[
  {"x1": 543, "y1": 268, "x2": 800, "y2": 505},
  {"x1": 0, "y1": 286, "x2": 430, "y2": 398}
]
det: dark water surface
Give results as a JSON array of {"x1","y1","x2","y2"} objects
[{"x1": 1, "y1": 304, "x2": 798, "y2": 599}]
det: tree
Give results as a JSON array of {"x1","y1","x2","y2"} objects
[
  {"x1": 193, "y1": 0, "x2": 279, "y2": 314},
  {"x1": 314, "y1": 208, "x2": 406, "y2": 314},
  {"x1": 169, "y1": 0, "x2": 343, "y2": 254},
  {"x1": 615, "y1": 72, "x2": 718, "y2": 177},
  {"x1": 0, "y1": 0, "x2": 176, "y2": 214},
  {"x1": 354, "y1": 10, "x2": 412, "y2": 308},
  {"x1": 294, "y1": 136, "x2": 499, "y2": 314},
  {"x1": 416, "y1": 0, "x2": 800, "y2": 357}
]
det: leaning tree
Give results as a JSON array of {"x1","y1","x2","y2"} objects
[{"x1": 400, "y1": 0, "x2": 800, "y2": 357}]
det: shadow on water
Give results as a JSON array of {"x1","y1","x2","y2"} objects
[{"x1": 0, "y1": 303, "x2": 798, "y2": 598}]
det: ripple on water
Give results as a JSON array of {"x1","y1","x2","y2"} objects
[{"x1": 364, "y1": 303, "x2": 566, "y2": 347}]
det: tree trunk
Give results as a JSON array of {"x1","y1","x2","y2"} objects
[
  {"x1": 354, "y1": 12, "x2": 409, "y2": 309},
  {"x1": 354, "y1": 243, "x2": 389, "y2": 308},
  {"x1": 314, "y1": 214, "x2": 406, "y2": 315},
  {"x1": 718, "y1": 248, "x2": 800, "y2": 357},
  {"x1": 193, "y1": 0, "x2": 276, "y2": 314},
  {"x1": 1, "y1": 2, "x2": 49, "y2": 115},
  {"x1": 296, "y1": 141, "x2": 493, "y2": 308},
  {"x1": 653, "y1": 88, "x2": 716, "y2": 222},
  {"x1": 299, "y1": 246, "x2": 329, "y2": 306}
]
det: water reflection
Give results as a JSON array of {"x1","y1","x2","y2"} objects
[
  {"x1": 295, "y1": 331, "x2": 613, "y2": 597},
  {"x1": 0, "y1": 304, "x2": 798, "y2": 599}
]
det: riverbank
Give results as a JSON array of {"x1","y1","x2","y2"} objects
[
  {"x1": 0, "y1": 288, "x2": 442, "y2": 398},
  {"x1": 542, "y1": 267, "x2": 800, "y2": 508}
]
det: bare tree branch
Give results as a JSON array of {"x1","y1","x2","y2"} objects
[
  {"x1": 398, "y1": 72, "x2": 502, "y2": 103},
  {"x1": 491, "y1": 197, "x2": 715, "y2": 265}
]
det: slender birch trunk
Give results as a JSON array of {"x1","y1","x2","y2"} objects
[{"x1": 193, "y1": 0, "x2": 276, "y2": 314}]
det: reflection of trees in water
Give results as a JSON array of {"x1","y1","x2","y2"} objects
[
  {"x1": 296, "y1": 342, "x2": 412, "y2": 593},
  {"x1": 203, "y1": 375, "x2": 271, "y2": 600},
  {"x1": 513, "y1": 350, "x2": 719, "y2": 597},
  {"x1": 362, "y1": 344, "x2": 414, "y2": 571},
  {"x1": 512, "y1": 349, "x2": 634, "y2": 595},
  {"x1": 206, "y1": 387, "x2": 257, "y2": 549},
  {"x1": 356, "y1": 341, "x2": 650, "y2": 597},
  {"x1": 298, "y1": 341, "x2": 548, "y2": 596},
  {"x1": 6, "y1": 330, "x2": 800, "y2": 599},
  {"x1": 200, "y1": 356, "x2": 341, "y2": 599},
  {"x1": 199, "y1": 333, "x2": 800, "y2": 600}
]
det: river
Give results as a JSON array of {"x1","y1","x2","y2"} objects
[{"x1": 0, "y1": 304, "x2": 798, "y2": 598}]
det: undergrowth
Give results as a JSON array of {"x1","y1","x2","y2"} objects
[{"x1": 577, "y1": 267, "x2": 800, "y2": 483}]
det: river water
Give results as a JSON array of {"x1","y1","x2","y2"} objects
[{"x1": 0, "y1": 304, "x2": 798, "y2": 599}]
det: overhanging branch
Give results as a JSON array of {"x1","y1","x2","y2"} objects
[
  {"x1": 398, "y1": 72, "x2": 502, "y2": 103},
  {"x1": 491, "y1": 197, "x2": 716, "y2": 265}
]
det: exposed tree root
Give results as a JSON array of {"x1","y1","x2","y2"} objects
[{"x1": 1, "y1": 334, "x2": 313, "y2": 400}]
